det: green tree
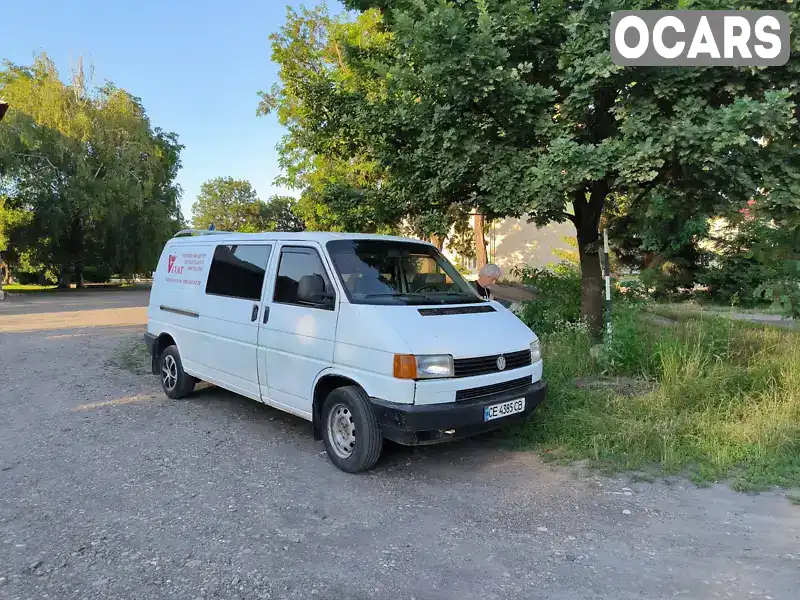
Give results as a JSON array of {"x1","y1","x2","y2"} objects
[
  {"x1": 260, "y1": 5, "x2": 405, "y2": 234},
  {"x1": 0, "y1": 54, "x2": 183, "y2": 286},
  {"x1": 261, "y1": 195, "x2": 306, "y2": 232},
  {"x1": 336, "y1": 0, "x2": 800, "y2": 335},
  {"x1": 191, "y1": 177, "x2": 269, "y2": 232}
]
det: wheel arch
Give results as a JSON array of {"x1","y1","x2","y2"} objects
[
  {"x1": 312, "y1": 372, "x2": 364, "y2": 440},
  {"x1": 150, "y1": 331, "x2": 178, "y2": 374}
]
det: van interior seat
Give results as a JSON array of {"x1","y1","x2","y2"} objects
[
  {"x1": 275, "y1": 275, "x2": 299, "y2": 302},
  {"x1": 411, "y1": 272, "x2": 446, "y2": 290}
]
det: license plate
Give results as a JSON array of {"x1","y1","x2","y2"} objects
[{"x1": 484, "y1": 398, "x2": 526, "y2": 421}]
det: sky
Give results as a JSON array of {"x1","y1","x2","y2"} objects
[{"x1": 1, "y1": 0, "x2": 344, "y2": 220}]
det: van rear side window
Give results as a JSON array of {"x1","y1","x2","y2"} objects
[{"x1": 205, "y1": 244, "x2": 271, "y2": 300}]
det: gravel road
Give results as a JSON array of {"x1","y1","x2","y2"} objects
[{"x1": 1, "y1": 290, "x2": 798, "y2": 600}]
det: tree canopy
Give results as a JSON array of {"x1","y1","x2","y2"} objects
[
  {"x1": 265, "y1": 0, "x2": 800, "y2": 333},
  {"x1": 192, "y1": 176, "x2": 305, "y2": 233},
  {"x1": 192, "y1": 177, "x2": 264, "y2": 232},
  {"x1": 0, "y1": 54, "x2": 184, "y2": 285}
]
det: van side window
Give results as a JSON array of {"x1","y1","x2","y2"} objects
[
  {"x1": 206, "y1": 244, "x2": 272, "y2": 300},
  {"x1": 274, "y1": 246, "x2": 334, "y2": 308}
]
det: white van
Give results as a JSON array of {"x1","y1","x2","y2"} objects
[{"x1": 144, "y1": 230, "x2": 546, "y2": 472}]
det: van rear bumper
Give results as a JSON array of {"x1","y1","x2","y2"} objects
[
  {"x1": 142, "y1": 333, "x2": 158, "y2": 374},
  {"x1": 143, "y1": 332, "x2": 157, "y2": 355},
  {"x1": 370, "y1": 379, "x2": 547, "y2": 446}
]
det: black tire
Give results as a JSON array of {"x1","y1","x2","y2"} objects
[
  {"x1": 159, "y1": 345, "x2": 196, "y2": 399},
  {"x1": 321, "y1": 386, "x2": 383, "y2": 473}
]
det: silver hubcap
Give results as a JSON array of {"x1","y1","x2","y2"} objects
[
  {"x1": 327, "y1": 403, "x2": 356, "y2": 459},
  {"x1": 162, "y1": 355, "x2": 178, "y2": 391}
]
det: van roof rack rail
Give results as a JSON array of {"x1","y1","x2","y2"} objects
[{"x1": 173, "y1": 228, "x2": 228, "y2": 238}]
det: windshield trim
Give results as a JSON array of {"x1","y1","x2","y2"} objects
[{"x1": 325, "y1": 239, "x2": 485, "y2": 307}]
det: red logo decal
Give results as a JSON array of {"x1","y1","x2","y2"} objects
[{"x1": 167, "y1": 254, "x2": 176, "y2": 273}]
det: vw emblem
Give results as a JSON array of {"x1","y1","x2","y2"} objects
[{"x1": 496, "y1": 355, "x2": 506, "y2": 371}]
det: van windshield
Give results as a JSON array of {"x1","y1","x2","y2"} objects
[{"x1": 326, "y1": 240, "x2": 483, "y2": 306}]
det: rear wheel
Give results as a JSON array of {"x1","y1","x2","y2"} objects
[
  {"x1": 322, "y1": 386, "x2": 383, "y2": 473},
  {"x1": 160, "y1": 345, "x2": 195, "y2": 399}
]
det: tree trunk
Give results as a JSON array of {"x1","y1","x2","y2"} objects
[
  {"x1": 573, "y1": 186, "x2": 606, "y2": 339},
  {"x1": 58, "y1": 263, "x2": 71, "y2": 289},
  {"x1": 474, "y1": 213, "x2": 488, "y2": 269},
  {"x1": 429, "y1": 234, "x2": 445, "y2": 251},
  {"x1": 75, "y1": 261, "x2": 85, "y2": 288},
  {"x1": 577, "y1": 228, "x2": 604, "y2": 337}
]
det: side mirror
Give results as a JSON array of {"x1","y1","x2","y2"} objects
[{"x1": 297, "y1": 274, "x2": 334, "y2": 307}]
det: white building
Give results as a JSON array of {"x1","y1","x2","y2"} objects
[{"x1": 440, "y1": 215, "x2": 575, "y2": 277}]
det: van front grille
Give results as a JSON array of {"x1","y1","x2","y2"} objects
[
  {"x1": 455, "y1": 376, "x2": 532, "y2": 402},
  {"x1": 453, "y1": 349, "x2": 531, "y2": 378}
]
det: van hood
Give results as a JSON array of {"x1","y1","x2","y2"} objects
[{"x1": 384, "y1": 302, "x2": 536, "y2": 357}]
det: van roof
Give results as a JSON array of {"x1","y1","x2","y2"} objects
[{"x1": 168, "y1": 230, "x2": 434, "y2": 246}]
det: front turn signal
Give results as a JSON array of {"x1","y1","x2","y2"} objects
[{"x1": 393, "y1": 354, "x2": 417, "y2": 379}]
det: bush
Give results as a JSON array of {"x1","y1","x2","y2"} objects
[
  {"x1": 511, "y1": 262, "x2": 648, "y2": 335},
  {"x1": 511, "y1": 263, "x2": 582, "y2": 334},
  {"x1": 640, "y1": 257, "x2": 695, "y2": 300},
  {"x1": 82, "y1": 265, "x2": 112, "y2": 283},
  {"x1": 754, "y1": 260, "x2": 800, "y2": 319},
  {"x1": 697, "y1": 213, "x2": 800, "y2": 317},
  {"x1": 12, "y1": 270, "x2": 55, "y2": 285},
  {"x1": 592, "y1": 308, "x2": 661, "y2": 377},
  {"x1": 615, "y1": 278, "x2": 649, "y2": 305},
  {"x1": 12, "y1": 270, "x2": 39, "y2": 285},
  {"x1": 697, "y1": 255, "x2": 768, "y2": 307}
]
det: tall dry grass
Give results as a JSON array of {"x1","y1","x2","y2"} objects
[{"x1": 514, "y1": 310, "x2": 800, "y2": 489}]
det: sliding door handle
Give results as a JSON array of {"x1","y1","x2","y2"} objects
[{"x1": 262, "y1": 306, "x2": 270, "y2": 324}]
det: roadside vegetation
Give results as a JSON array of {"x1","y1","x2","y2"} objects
[
  {"x1": 1, "y1": 282, "x2": 141, "y2": 293},
  {"x1": 511, "y1": 266, "x2": 800, "y2": 491},
  {"x1": 1, "y1": 283, "x2": 58, "y2": 293}
]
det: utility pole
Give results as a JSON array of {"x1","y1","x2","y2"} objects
[{"x1": 602, "y1": 229, "x2": 612, "y2": 338}]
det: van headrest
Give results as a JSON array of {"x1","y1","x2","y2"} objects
[{"x1": 297, "y1": 273, "x2": 325, "y2": 302}]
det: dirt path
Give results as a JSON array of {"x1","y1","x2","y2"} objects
[
  {"x1": 649, "y1": 303, "x2": 797, "y2": 329},
  {"x1": 1, "y1": 290, "x2": 798, "y2": 600}
]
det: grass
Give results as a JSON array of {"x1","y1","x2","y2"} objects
[
  {"x1": 650, "y1": 300, "x2": 788, "y2": 320},
  {"x1": 110, "y1": 336, "x2": 152, "y2": 376},
  {"x1": 2, "y1": 283, "x2": 59, "y2": 293},
  {"x1": 512, "y1": 307, "x2": 800, "y2": 491},
  {"x1": 2, "y1": 282, "x2": 144, "y2": 294}
]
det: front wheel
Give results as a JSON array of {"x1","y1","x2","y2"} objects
[
  {"x1": 160, "y1": 345, "x2": 196, "y2": 399},
  {"x1": 322, "y1": 386, "x2": 383, "y2": 473}
]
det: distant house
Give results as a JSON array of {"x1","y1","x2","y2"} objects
[{"x1": 439, "y1": 214, "x2": 575, "y2": 277}]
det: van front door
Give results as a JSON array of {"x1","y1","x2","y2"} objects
[
  {"x1": 257, "y1": 243, "x2": 338, "y2": 419},
  {"x1": 198, "y1": 243, "x2": 272, "y2": 400}
]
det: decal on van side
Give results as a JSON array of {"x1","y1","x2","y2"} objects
[{"x1": 164, "y1": 251, "x2": 208, "y2": 286}]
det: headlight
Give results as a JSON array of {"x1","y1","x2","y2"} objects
[
  {"x1": 530, "y1": 340, "x2": 542, "y2": 363},
  {"x1": 393, "y1": 354, "x2": 454, "y2": 379}
]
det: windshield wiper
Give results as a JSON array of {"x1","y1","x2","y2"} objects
[{"x1": 362, "y1": 292, "x2": 415, "y2": 298}]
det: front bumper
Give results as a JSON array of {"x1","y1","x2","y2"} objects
[{"x1": 370, "y1": 379, "x2": 547, "y2": 445}]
